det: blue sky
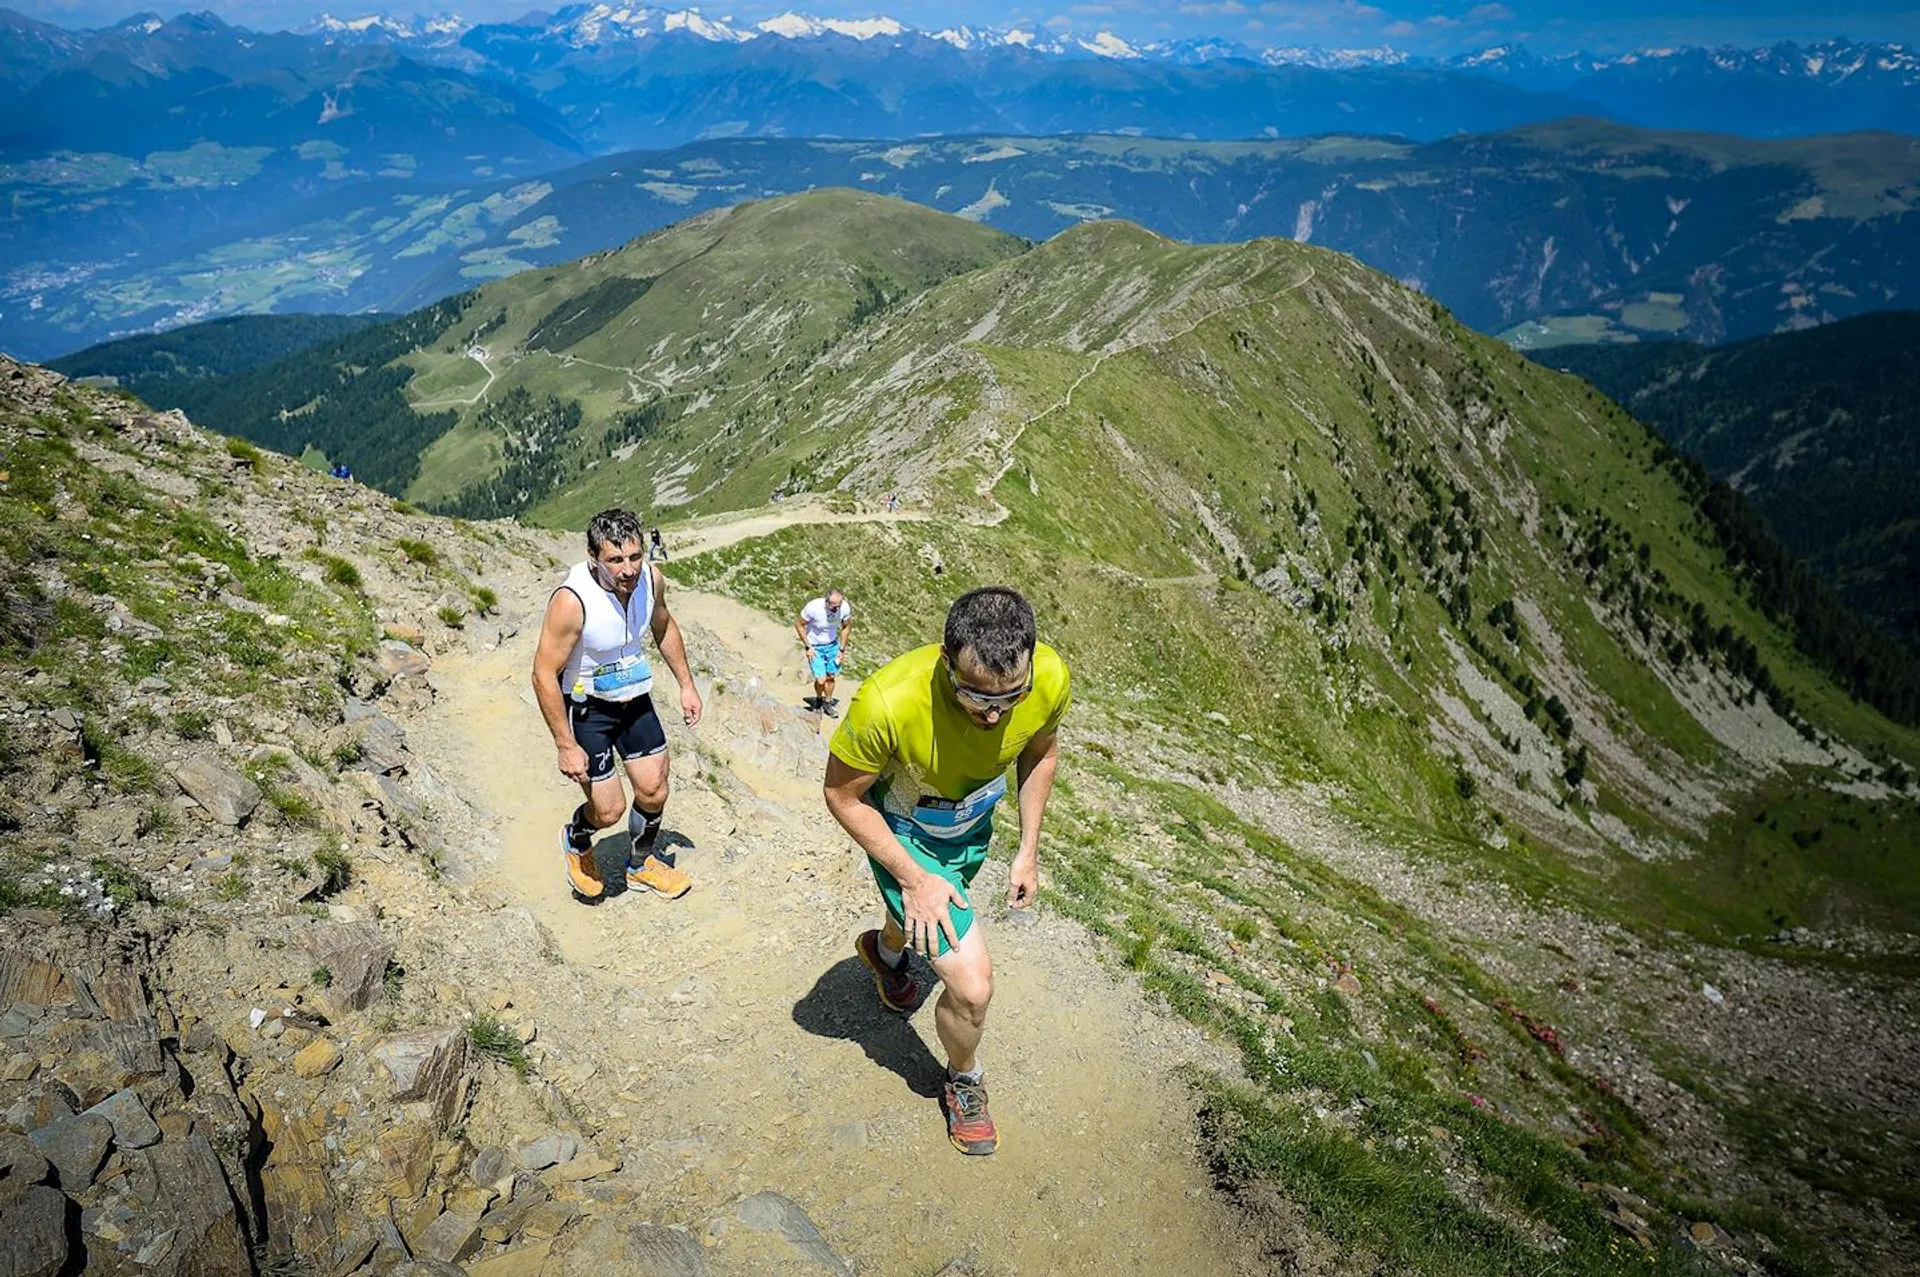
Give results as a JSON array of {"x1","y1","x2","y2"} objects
[{"x1": 15, "y1": 0, "x2": 1920, "y2": 54}]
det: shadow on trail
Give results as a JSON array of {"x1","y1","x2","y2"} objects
[{"x1": 792, "y1": 957, "x2": 944, "y2": 1098}]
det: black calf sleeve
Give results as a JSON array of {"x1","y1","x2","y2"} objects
[{"x1": 628, "y1": 803, "x2": 664, "y2": 857}]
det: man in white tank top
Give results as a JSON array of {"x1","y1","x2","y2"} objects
[{"x1": 530, "y1": 508, "x2": 704, "y2": 900}]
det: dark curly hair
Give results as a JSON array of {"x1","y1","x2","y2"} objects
[{"x1": 943, "y1": 586, "x2": 1036, "y2": 676}]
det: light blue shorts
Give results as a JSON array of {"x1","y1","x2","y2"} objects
[{"x1": 809, "y1": 642, "x2": 841, "y2": 679}]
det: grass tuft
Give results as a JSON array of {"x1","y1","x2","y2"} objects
[
  {"x1": 467, "y1": 1012, "x2": 530, "y2": 1075},
  {"x1": 395, "y1": 537, "x2": 438, "y2": 567}
]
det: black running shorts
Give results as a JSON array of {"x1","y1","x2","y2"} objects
[{"x1": 568, "y1": 693, "x2": 667, "y2": 782}]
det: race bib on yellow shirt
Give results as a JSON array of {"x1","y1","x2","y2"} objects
[{"x1": 900, "y1": 774, "x2": 1006, "y2": 841}]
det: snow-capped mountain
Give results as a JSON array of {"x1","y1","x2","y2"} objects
[
  {"x1": 1140, "y1": 37, "x2": 1260, "y2": 65},
  {"x1": 756, "y1": 12, "x2": 904, "y2": 40},
  {"x1": 10, "y1": 10, "x2": 1920, "y2": 156},
  {"x1": 1446, "y1": 39, "x2": 1920, "y2": 87},
  {"x1": 303, "y1": 11, "x2": 469, "y2": 42},
  {"x1": 1261, "y1": 45, "x2": 1410, "y2": 69}
]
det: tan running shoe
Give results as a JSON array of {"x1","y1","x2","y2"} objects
[
  {"x1": 562, "y1": 826, "x2": 603, "y2": 899},
  {"x1": 628, "y1": 853, "x2": 692, "y2": 898}
]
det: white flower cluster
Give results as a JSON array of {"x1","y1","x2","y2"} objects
[{"x1": 32, "y1": 860, "x2": 119, "y2": 916}]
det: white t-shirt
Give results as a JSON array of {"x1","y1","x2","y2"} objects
[{"x1": 801, "y1": 597, "x2": 851, "y2": 646}]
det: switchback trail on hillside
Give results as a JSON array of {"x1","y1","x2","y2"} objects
[{"x1": 408, "y1": 510, "x2": 1268, "y2": 1275}]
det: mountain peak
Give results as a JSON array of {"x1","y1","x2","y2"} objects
[
  {"x1": 1077, "y1": 31, "x2": 1142, "y2": 59},
  {"x1": 755, "y1": 11, "x2": 905, "y2": 40}
]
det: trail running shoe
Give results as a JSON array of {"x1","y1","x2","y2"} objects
[
  {"x1": 627, "y1": 853, "x2": 692, "y2": 899},
  {"x1": 562, "y1": 826, "x2": 603, "y2": 899},
  {"x1": 855, "y1": 929, "x2": 920, "y2": 1012},
  {"x1": 822, "y1": 700, "x2": 840, "y2": 718},
  {"x1": 943, "y1": 1074, "x2": 999, "y2": 1156}
]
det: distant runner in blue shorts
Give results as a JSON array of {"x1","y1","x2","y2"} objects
[{"x1": 794, "y1": 588, "x2": 853, "y2": 716}]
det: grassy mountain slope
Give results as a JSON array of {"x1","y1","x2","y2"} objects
[
  {"x1": 642, "y1": 204, "x2": 1920, "y2": 1270},
  {"x1": 397, "y1": 190, "x2": 1029, "y2": 516},
  {"x1": 143, "y1": 185, "x2": 1920, "y2": 938},
  {"x1": 15, "y1": 120, "x2": 1920, "y2": 360},
  {"x1": 1541, "y1": 314, "x2": 1920, "y2": 655}
]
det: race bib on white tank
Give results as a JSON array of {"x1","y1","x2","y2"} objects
[{"x1": 584, "y1": 654, "x2": 653, "y2": 702}]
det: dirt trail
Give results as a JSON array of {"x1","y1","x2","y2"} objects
[
  {"x1": 660, "y1": 498, "x2": 928, "y2": 561},
  {"x1": 411, "y1": 518, "x2": 1264, "y2": 1275}
]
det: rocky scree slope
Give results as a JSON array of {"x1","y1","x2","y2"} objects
[
  {"x1": 0, "y1": 355, "x2": 1266, "y2": 1277},
  {"x1": 0, "y1": 356, "x2": 698, "y2": 1276}
]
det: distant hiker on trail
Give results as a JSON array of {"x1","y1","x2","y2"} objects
[
  {"x1": 531, "y1": 508, "x2": 703, "y2": 902},
  {"x1": 795, "y1": 588, "x2": 852, "y2": 716},
  {"x1": 648, "y1": 527, "x2": 669, "y2": 562},
  {"x1": 823, "y1": 587, "x2": 1070, "y2": 1155},
  {"x1": 886, "y1": 493, "x2": 899, "y2": 514}
]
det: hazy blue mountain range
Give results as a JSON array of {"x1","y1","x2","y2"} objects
[
  {"x1": 1542, "y1": 313, "x2": 1920, "y2": 654},
  {"x1": 11, "y1": 122, "x2": 1920, "y2": 359},
  {"x1": 294, "y1": 8, "x2": 1920, "y2": 138}
]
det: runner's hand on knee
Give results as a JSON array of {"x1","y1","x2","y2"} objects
[{"x1": 904, "y1": 873, "x2": 969, "y2": 957}]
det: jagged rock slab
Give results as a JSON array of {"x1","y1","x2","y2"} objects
[
  {"x1": 511, "y1": 1132, "x2": 578, "y2": 1171},
  {"x1": 730, "y1": 1191, "x2": 853, "y2": 1276},
  {"x1": 45, "y1": 1016, "x2": 167, "y2": 1104},
  {"x1": 27, "y1": 1113, "x2": 111, "y2": 1190},
  {"x1": 82, "y1": 1089, "x2": 161, "y2": 1150},
  {"x1": 0, "y1": 1184, "x2": 67, "y2": 1277},
  {"x1": 415, "y1": 1209, "x2": 483, "y2": 1265},
  {"x1": 345, "y1": 715, "x2": 411, "y2": 775},
  {"x1": 86, "y1": 966, "x2": 149, "y2": 1021},
  {"x1": 3, "y1": 1082, "x2": 76, "y2": 1133},
  {"x1": 553, "y1": 1217, "x2": 709, "y2": 1277},
  {"x1": 0, "y1": 1132, "x2": 52, "y2": 1197},
  {"x1": 467, "y1": 1241, "x2": 553, "y2": 1277},
  {"x1": 257, "y1": 1105, "x2": 338, "y2": 1256},
  {"x1": 168, "y1": 753, "x2": 262, "y2": 826},
  {"x1": 0, "y1": 955, "x2": 73, "y2": 1009},
  {"x1": 117, "y1": 1132, "x2": 252, "y2": 1274},
  {"x1": 302, "y1": 922, "x2": 393, "y2": 1015},
  {"x1": 370, "y1": 1026, "x2": 469, "y2": 1126},
  {"x1": 249, "y1": 744, "x2": 356, "y2": 833},
  {"x1": 378, "y1": 640, "x2": 431, "y2": 678}
]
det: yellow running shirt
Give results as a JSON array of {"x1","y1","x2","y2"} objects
[{"x1": 829, "y1": 642, "x2": 1071, "y2": 846}]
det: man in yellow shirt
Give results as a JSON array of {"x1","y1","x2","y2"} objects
[{"x1": 823, "y1": 586, "x2": 1070, "y2": 1155}]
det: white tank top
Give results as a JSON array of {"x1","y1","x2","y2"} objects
[{"x1": 559, "y1": 560, "x2": 655, "y2": 702}]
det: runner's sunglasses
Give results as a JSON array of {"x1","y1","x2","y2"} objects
[{"x1": 946, "y1": 662, "x2": 1033, "y2": 713}]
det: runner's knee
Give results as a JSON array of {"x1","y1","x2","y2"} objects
[
  {"x1": 588, "y1": 792, "x2": 626, "y2": 827},
  {"x1": 943, "y1": 962, "x2": 993, "y2": 1018},
  {"x1": 632, "y1": 770, "x2": 669, "y2": 810}
]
